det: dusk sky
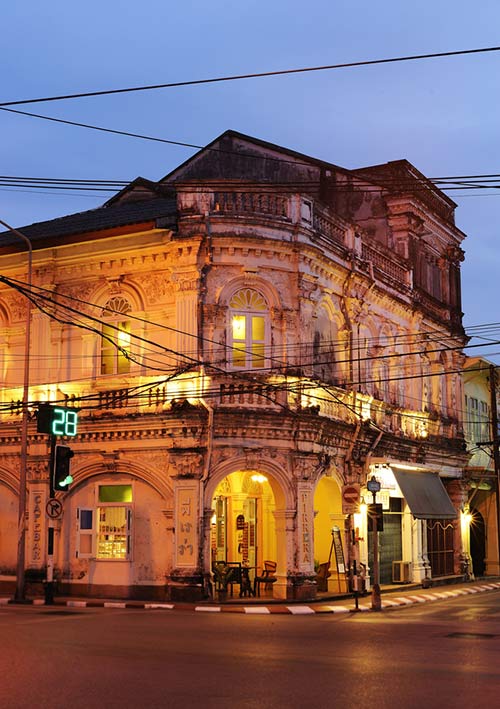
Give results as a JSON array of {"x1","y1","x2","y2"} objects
[{"x1": 1, "y1": 1, "x2": 499, "y2": 362}]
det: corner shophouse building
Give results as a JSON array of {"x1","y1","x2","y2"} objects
[{"x1": 0, "y1": 130, "x2": 471, "y2": 602}]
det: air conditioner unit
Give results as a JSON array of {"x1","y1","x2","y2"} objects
[{"x1": 392, "y1": 561, "x2": 412, "y2": 584}]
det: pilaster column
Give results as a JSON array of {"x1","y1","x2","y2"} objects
[
  {"x1": 409, "y1": 516, "x2": 431, "y2": 582},
  {"x1": 272, "y1": 509, "x2": 295, "y2": 600},
  {"x1": 172, "y1": 272, "x2": 200, "y2": 367},
  {"x1": 27, "y1": 482, "x2": 47, "y2": 570},
  {"x1": 167, "y1": 474, "x2": 205, "y2": 602},
  {"x1": 296, "y1": 481, "x2": 315, "y2": 574},
  {"x1": 447, "y1": 479, "x2": 470, "y2": 577}
]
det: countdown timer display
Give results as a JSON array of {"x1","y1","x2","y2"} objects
[{"x1": 37, "y1": 404, "x2": 78, "y2": 437}]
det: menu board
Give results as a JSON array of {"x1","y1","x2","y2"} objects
[{"x1": 332, "y1": 525, "x2": 346, "y2": 575}]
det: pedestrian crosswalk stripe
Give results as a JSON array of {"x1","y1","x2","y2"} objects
[
  {"x1": 320, "y1": 605, "x2": 351, "y2": 613},
  {"x1": 244, "y1": 607, "x2": 271, "y2": 614},
  {"x1": 287, "y1": 605, "x2": 315, "y2": 614}
]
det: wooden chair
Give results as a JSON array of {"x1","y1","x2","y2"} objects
[
  {"x1": 316, "y1": 562, "x2": 331, "y2": 592},
  {"x1": 225, "y1": 562, "x2": 242, "y2": 597},
  {"x1": 212, "y1": 561, "x2": 241, "y2": 596},
  {"x1": 254, "y1": 560, "x2": 277, "y2": 597}
]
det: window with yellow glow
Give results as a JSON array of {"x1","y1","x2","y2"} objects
[
  {"x1": 97, "y1": 506, "x2": 130, "y2": 559},
  {"x1": 229, "y1": 289, "x2": 268, "y2": 369},
  {"x1": 100, "y1": 297, "x2": 132, "y2": 375},
  {"x1": 77, "y1": 485, "x2": 133, "y2": 561}
]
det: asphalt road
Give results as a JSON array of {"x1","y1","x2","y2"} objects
[{"x1": 1, "y1": 591, "x2": 499, "y2": 709}]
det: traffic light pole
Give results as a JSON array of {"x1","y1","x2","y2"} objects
[
  {"x1": 367, "y1": 475, "x2": 382, "y2": 611},
  {"x1": 45, "y1": 436, "x2": 56, "y2": 604},
  {"x1": 49, "y1": 435, "x2": 56, "y2": 498},
  {"x1": 371, "y1": 490, "x2": 382, "y2": 611},
  {"x1": 45, "y1": 524, "x2": 55, "y2": 605}
]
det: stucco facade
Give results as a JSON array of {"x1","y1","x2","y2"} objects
[{"x1": 0, "y1": 131, "x2": 470, "y2": 601}]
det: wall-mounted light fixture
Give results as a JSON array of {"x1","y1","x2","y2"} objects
[{"x1": 251, "y1": 474, "x2": 268, "y2": 484}]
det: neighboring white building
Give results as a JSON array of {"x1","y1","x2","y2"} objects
[
  {"x1": 0, "y1": 131, "x2": 470, "y2": 601},
  {"x1": 463, "y1": 356, "x2": 500, "y2": 577}
]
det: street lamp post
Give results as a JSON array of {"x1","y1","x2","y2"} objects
[
  {"x1": 0, "y1": 218, "x2": 32, "y2": 602},
  {"x1": 367, "y1": 475, "x2": 382, "y2": 611}
]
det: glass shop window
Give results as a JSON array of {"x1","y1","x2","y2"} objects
[{"x1": 77, "y1": 484, "x2": 133, "y2": 561}]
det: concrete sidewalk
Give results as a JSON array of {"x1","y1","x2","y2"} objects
[{"x1": 2, "y1": 579, "x2": 500, "y2": 615}]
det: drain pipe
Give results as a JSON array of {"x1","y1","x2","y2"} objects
[
  {"x1": 198, "y1": 212, "x2": 216, "y2": 595},
  {"x1": 339, "y1": 271, "x2": 355, "y2": 389},
  {"x1": 200, "y1": 211, "x2": 215, "y2": 487}
]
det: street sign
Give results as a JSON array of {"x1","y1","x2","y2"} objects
[
  {"x1": 46, "y1": 498, "x2": 63, "y2": 520},
  {"x1": 342, "y1": 485, "x2": 360, "y2": 504},
  {"x1": 367, "y1": 477, "x2": 381, "y2": 493}
]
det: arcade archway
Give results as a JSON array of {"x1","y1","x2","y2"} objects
[
  {"x1": 211, "y1": 471, "x2": 277, "y2": 571},
  {"x1": 313, "y1": 475, "x2": 347, "y2": 593}
]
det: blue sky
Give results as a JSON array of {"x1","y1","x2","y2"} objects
[{"x1": 1, "y1": 1, "x2": 499, "y2": 360}]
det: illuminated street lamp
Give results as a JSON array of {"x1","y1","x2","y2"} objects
[{"x1": 0, "y1": 218, "x2": 32, "y2": 602}]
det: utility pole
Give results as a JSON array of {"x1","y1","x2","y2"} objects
[
  {"x1": 0, "y1": 218, "x2": 32, "y2": 603},
  {"x1": 490, "y1": 364, "x2": 500, "y2": 572}
]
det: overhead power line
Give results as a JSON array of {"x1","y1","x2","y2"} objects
[
  {"x1": 3, "y1": 107, "x2": 500, "y2": 200},
  {"x1": 0, "y1": 106, "x2": 204, "y2": 150},
  {"x1": 1, "y1": 273, "x2": 498, "y2": 385},
  {"x1": 2, "y1": 107, "x2": 500, "y2": 189},
  {"x1": 3, "y1": 105, "x2": 500, "y2": 200},
  {"x1": 1, "y1": 46, "x2": 499, "y2": 108},
  {"x1": 2, "y1": 167, "x2": 500, "y2": 197}
]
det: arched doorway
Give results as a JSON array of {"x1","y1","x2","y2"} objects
[
  {"x1": 313, "y1": 475, "x2": 346, "y2": 593},
  {"x1": 203, "y1": 455, "x2": 297, "y2": 598},
  {"x1": 470, "y1": 507, "x2": 486, "y2": 578},
  {"x1": 0, "y1": 480, "x2": 17, "y2": 577},
  {"x1": 210, "y1": 470, "x2": 278, "y2": 594}
]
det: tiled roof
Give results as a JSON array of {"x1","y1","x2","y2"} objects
[{"x1": 0, "y1": 197, "x2": 177, "y2": 247}]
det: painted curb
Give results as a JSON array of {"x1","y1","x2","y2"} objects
[{"x1": 3, "y1": 581, "x2": 500, "y2": 615}]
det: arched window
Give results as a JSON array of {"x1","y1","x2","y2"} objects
[
  {"x1": 421, "y1": 355, "x2": 432, "y2": 413},
  {"x1": 229, "y1": 288, "x2": 268, "y2": 369},
  {"x1": 438, "y1": 353, "x2": 448, "y2": 416},
  {"x1": 101, "y1": 297, "x2": 132, "y2": 375},
  {"x1": 313, "y1": 308, "x2": 336, "y2": 383},
  {"x1": 373, "y1": 358, "x2": 389, "y2": 401}
]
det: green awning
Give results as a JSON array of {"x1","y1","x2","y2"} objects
[{"x1": 392, "y1": 469, "x2": 457, "y2": 520}]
